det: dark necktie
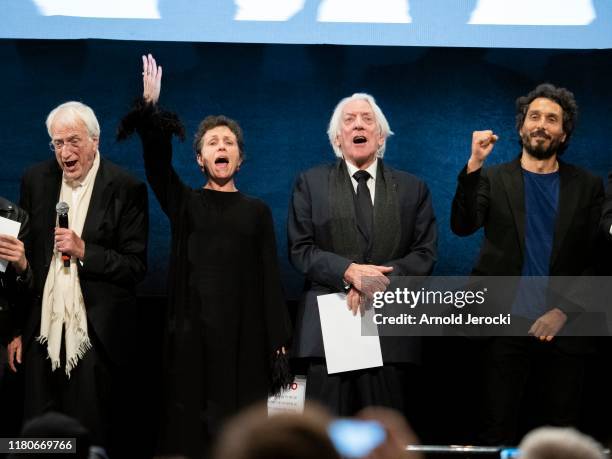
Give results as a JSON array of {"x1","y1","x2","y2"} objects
[{"x1": 353, "y1": 170, "x2": 373, "y2": 243}]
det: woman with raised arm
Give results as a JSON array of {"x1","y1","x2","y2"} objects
[{"x1": 117, "y1": 54, "x2": 291, "y2": 458}]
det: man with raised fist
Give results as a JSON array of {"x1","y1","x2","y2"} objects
[{"x1": 451, "y1": 83, "x2": 603, "y2": 445}]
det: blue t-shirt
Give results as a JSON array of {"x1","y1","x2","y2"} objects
[{"x1": 512, "y1": 169, "x2": 559, "y2": 319}]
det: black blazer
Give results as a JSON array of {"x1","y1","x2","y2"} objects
[
  {"x1": 288, "y1": 159, "x2": 437, "y2": 362},
  {"x1": 0, "y1": 197, "x2": 31, "y2": 345},
  {"x1": 19, "y1": 158, "x2": 148, "y2": 365},
  {"x1": 451, "y1": 157, "x2": 603, "y2": 277},
  {"x1": 451, "y1": 157, "x2": 604, "y2": 349}
]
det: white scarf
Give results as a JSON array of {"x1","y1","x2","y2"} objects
[{"x1": 38, "y1": 153, "x2": 100, "y2": 377}]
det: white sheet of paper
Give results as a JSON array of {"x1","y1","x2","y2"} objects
[
  {"x1": 0, "y1": 216, "x2": 21, "y2": 273},
  {"x1": 317, "y1": 293, "x2": 383, "y2": 374}
]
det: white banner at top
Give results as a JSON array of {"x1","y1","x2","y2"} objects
[{"x1": 2, "y1": 0, "x2": 611, "y2": 49}]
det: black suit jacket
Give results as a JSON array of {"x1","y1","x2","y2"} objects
[
  {"x1": 0, "y1": 197, "x2": 31, "y2": 345},
  {"x1": 597, "y1": 172, "x2": 612, "y2": 276},
  {"x1": 19, "y1": 158, "x2": 148, "y2": 365},
  {"x1": 288, "y1": 159, "x2": 437, "y2": 362},
  {"x1": 451, "y1": 157, "x2": 603, "y2": 276},
  {"x1": 451, "y1": 157, "x2": 604, "y2": 348}
]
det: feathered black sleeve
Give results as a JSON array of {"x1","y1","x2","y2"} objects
[
  {"x1": 116, "y1": 97, "x2": 186, "y2": 142},
  {"x1": 269, "y1": 351, "x2": 293, "y2": 396}
]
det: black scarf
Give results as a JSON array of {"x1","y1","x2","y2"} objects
[{"x1": 329, "y1": 159, "x2": 401, "y2": 264}]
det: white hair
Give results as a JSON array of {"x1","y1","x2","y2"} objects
[
  {"x1": 46, "y1": 101, "x2": 100, "y2": 139},
  {"x1": 519, "y1": 427, "x2": 605, "y2": 459},
  {"x1": 327, "y1": 93, "x2": 393, "y2": 159}
]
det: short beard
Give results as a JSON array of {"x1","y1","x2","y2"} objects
[{"x1": 520, "y1": 131, "x2": 562, "y2": 160}]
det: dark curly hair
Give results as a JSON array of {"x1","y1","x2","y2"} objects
[
  {"x1": 515, "y1": 83, "x2": 578, "y2": 154},
  {"x1": 193, "y1": 115, "x2": 245, "y2": 160}
]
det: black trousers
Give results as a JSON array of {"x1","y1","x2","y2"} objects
[
  {"x1": 304, "y1": 358, "x2": 409, "y2": 416},
  {"x1": 0, "y1": 345, "x2": 24, "y2": 438},
  {"x1": 479, "y1": 337, "x2": 586, "y2": 446},
  {"x1": 23, "y1": 333, "x2": 113, "y2": 448}
]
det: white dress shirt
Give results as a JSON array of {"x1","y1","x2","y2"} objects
[{"x1": 345, "y1": 159, "x2": 377, "y2": 205}]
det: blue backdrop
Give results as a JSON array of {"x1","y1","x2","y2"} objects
[{"x1": 1, "y1": 40, "x2": 611, "y2": 298}]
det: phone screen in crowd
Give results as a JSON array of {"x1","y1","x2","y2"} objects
[
  {"x1": 328, "y1": 419, "x2": 386, "y2": 458},
  {"x1": 500, "y1": 448, "x2": 521, "y2": 459}
]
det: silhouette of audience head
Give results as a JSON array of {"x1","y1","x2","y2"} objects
[
  {"x1": 519, "y1": 427, "x2": 606, "y2": 459},
  {"x1": 213, "y1": 403, "x2": 340, "y2": 459},
  {"x1": 12, "y1": 412, "x2": 91, "y2": 459}
]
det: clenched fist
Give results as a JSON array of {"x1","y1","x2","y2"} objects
[
  {"x1": 468, "y1": 130, "x2": 499, "y2": 173},
  {"x1": 54, "y1": 227, "x2": 85, "y2": 260}
]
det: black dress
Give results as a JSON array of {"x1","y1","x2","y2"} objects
[{"x1": 118, "y1": 101, "x2": 291, "y2": 458}]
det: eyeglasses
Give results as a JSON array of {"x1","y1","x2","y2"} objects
[{"x1": 49, "y1": 136, "x2": 86, "y2": 152}]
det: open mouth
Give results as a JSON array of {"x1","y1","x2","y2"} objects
[
  {"x1": 214, "y1": 157, "x2": 229, "y2": 165},
  {"x1": 353, "y1": 136, "x2": 367, "y2": 144},
  {"x1": 64, "y1": 160, "x2": 77, "y2": 168}
]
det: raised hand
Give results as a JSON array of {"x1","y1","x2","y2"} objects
[
  {"x1": 468, "y1": 130, "x2": 499, "y2": 173},
  {"x1": 142, "y1": 53, "x2": 162, "y2": 104}
]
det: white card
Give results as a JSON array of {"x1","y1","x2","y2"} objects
[
  {"x1": 317, "y1": 293, "x2": 383, "y2": 374},
  {"x1": 268, "y1": 375, "x2": 307, "y2": 415},
  {"x1": 0, "y1": 216, "x2": 21, "y2": 273}
]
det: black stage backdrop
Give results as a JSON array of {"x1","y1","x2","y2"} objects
[{"x1": 1, "y1": 40, "x2": 611, "y2": 447}]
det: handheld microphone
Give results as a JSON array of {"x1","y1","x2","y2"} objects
[{"x1": 56, "y1": 202, "x2": 70, "y2": 268}]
